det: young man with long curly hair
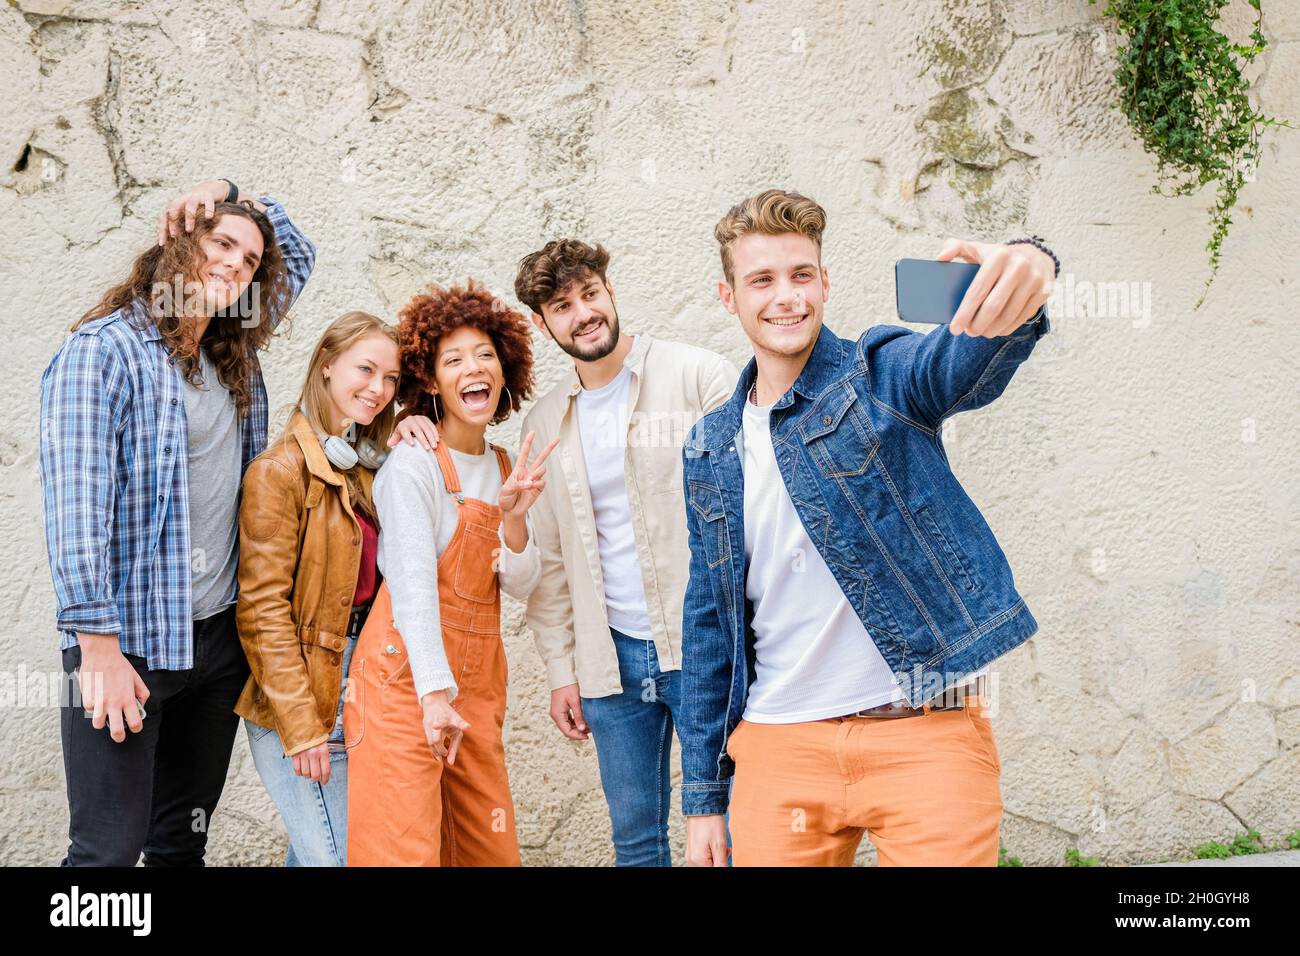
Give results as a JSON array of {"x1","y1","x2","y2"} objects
[{"x1": 39, "y1": 178, "x2": 317, "y2": 866}]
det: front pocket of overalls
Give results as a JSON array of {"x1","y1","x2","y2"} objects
[
  {"x1": 453, "y1": 524, "x2": 501, "y2": 604},
  {"x1": 916, "y1": 504, "x2": 979, "y2": 596}
]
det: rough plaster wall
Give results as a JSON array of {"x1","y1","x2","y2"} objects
[{"x1": 1, "y1": 0, "x2": 1297, "y2": 866}]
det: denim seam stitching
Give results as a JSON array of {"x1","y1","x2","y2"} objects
[
  {"x1": 872, "y1": 460, "x2": 978, "y2": 632},
  {"x1": 892, "y1": 496, "x2": 977, "y2": 631},
  {"x1": 714, "y1": 507, "x2": 739, "y2": 790},
  {"x1": 853, "y1": 327, "x2": 939, "y2": 436},
  {"x1": 868, "y1": 390, "x2": 938, "y2": 436},
  {"x1": 938, "y1": 336, "x2": 1017, "y2": 422},
  {"x1": 828, "y1": 467, "x2": 950, "y2": 646},
  {"x1": 655, "y1": 682, "x2": 669, "y2": 866},
  {"x1": 922, "y1": 598, "x2": 1027, "y2": 665},
  {"x1": 801, "y1": 412, "x2": 881, "y2": 479},
  {"x1": 918, "y1": 504, "x2": 980, "y2": 596}
]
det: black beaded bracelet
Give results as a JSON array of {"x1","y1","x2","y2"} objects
[
  {"x1": 1007, "y1": 235, "x2": 1059, "y2": 278},
  {"x1": 221, "y1": 178, "x2": 239, "y2": 203}
]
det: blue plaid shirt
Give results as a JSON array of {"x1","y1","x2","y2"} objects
[{"x1": 40, "y1": 197, "x2": 316, "y2": 670}]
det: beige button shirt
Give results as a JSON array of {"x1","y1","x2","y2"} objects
[{"x1": 523, "y1": 333, "x2": 740, "y2": 698}]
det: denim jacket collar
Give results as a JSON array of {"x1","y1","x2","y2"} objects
[{"x1": 691, "y1": 321, "x2": 850, "y2": 451}]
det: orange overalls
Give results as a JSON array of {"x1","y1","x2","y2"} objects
[{"x1": 344, "y1": 441, "x2": 520, "y2": 867}]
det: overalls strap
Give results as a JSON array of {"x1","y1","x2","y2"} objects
[
  {"x1": 489, "y1": 443, "x2": 512, "y2": 484},
  {"x1": 433, "y1": 441, "x2": 462, "y2": 497}
]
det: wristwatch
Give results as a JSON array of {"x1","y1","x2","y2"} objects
[
  {"x1": 220, "y1": 178, "x2": 239, "y2": 203},
  {"x1": 1007, "y1": 235, "x2": 1059, "y2": 278}
]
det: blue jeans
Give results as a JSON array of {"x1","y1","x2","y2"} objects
[
  {"x1": 244, "y1": 632, "x2": 356, "y2": 867},
  {"x1": 581, "y1": 628, "x2": 684, "y2": 867}
]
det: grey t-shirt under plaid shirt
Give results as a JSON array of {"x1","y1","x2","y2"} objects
[{"x1": 183, "y1": 347, "x2": 241, "y2": 620}]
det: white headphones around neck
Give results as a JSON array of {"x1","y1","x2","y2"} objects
[{"x1": 300, "y1": 403, "x2": 388, "y2": 471}]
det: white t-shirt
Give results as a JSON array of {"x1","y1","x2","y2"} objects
[
  {"x1": 575, "y1": 350, "x2": 652, "y2": 639},
  {"x1": 740, "y1": 395, "x2": 908, "y2": 722},
  {"x1": 739, "y1": 396, "x2": 987, "y2": 722},
  {"x1": 373, "y1": 441, "x2": 541, "y2": 702}
]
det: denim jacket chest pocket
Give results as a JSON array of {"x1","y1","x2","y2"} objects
[
  {"x1": 796, "y1": 381, "x2": 880, "y2": 478},
  {"x1": 687, "y1": 479, "x2": 730, "y2": 569}
]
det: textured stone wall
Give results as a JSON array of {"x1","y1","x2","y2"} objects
[{"x1": 2, "y1": 0, "x2": 1297, "y2": 866}]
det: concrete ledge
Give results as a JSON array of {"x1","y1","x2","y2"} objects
[{"x1": 1140, "y1": 850, "x2": 1300, "y2": 867}]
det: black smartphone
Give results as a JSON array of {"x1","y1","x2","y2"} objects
[{"x1": 895, "y1": 258, "x2": 981, "y2": 325}]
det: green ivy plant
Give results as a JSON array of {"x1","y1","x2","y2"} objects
[{"x1": 1089, "y1": 0, "x2": 1293, "y2": 306}]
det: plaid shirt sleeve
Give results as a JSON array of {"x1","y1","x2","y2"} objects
[
  {"x1": 258, "y1": 196, "x2": 316, "y2": 322},
  {"x1": 40, "y1": 329, "x2": 131, "y2": 637}
]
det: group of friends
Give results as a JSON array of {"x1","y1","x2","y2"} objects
[{"x1": 39, "y1": 176, "x2": 1059, "y2": 867}]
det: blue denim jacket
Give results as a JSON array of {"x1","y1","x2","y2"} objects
[{"x1": 678, "y1": 307, "x2": 1050, "y2": 815}]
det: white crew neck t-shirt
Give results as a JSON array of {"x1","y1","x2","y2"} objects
[
  {"x1": 740, "y1": 395, "x2": 907, "y2": 722},
  {"x1": 575, "y1": 343, "x2": 652, "y2": 639}
]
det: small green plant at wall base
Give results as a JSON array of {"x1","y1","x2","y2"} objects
[
  {"x1": 1192, "y1": 827, "x2": 1266, "y2": 859},
  {"x1": 1066, "y1": 848, "x2": 1101, "y2": 867},
  {"x1": 1089, "y1": 0, "x2": 1294, "y2": 307},
  {"x1": 997, "y1": 824, "x2": 1299, "y2": 865}
]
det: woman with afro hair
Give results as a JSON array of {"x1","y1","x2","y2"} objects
[{"x1": 344, "y1": 278, "x2": 556, "y2": 866}]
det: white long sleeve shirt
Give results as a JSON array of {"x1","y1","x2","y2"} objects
[{"x1": 373, "y1": 441, "x2": 541, "y2": 701}]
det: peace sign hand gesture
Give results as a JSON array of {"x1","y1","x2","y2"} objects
[{"x1": 499, "y1": 431, "x2": 560, "y2": 519}]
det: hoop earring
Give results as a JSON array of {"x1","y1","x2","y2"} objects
[
  {"x1": 430, "y1": 394, "x2": 442, "y2": 425},
  {"x1": 500, "y1": 385, "x2": 513, "y2": 418}
]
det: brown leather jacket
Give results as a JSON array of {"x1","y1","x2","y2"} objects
[{"x1": 234, "y1": 411, "x2": 374, "y2": 756}]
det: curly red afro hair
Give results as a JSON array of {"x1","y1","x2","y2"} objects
[{"x1": 397, "y1": 277, "x2": 535, "y2": 425}]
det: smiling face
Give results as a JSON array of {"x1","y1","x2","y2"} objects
[
  {"x1": 198, "y1": 213, "x2": 264, "y2": 314},
  {"x1": 431, "y1": 325, "x2": 504, "y2": 428},
  {"x1": 322, "y1": 331, "x2": 400, "y2": 434},
  {"x1": 534, "y1": 271, "x2": 621, "y2": 362},
  {"x1": 719, "y1": 231, "x2": 829, "y2": 361}
]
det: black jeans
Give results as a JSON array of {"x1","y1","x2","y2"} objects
[{"x1": 59, "y1": 605, "x2": 250, "y2": 866}]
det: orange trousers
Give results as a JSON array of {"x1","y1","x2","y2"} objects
[
  {"x1": 726, "y1": 696, "x2": 1003, "y2": 866},
  {"x1": 344, "y1": 443, "x2": 520, "y2": 867}
]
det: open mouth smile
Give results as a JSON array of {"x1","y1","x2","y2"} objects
[{"x1": 460, "y1": 381, "x2": 493, "y2": 411}]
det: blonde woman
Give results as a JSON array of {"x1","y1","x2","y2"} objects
[{"x1": 235, "y1": 311, "x2": 436, "y2": 867}]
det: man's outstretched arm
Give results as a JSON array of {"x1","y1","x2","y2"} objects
[{"x1": 868, "y1": 237, "x2": 1058, "y2": 429}]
